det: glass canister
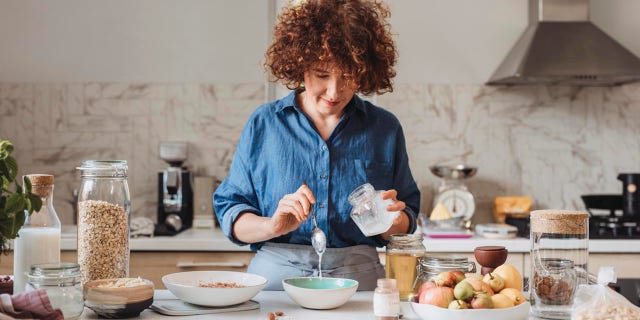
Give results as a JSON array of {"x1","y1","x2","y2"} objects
[
  {"x1": 13, "y1": 174, "x2": 61, "y2": 294},
  {"x1": 385, "y1": 233, "x2": 426, "y2": 301},
  {"x1": 415, "y1": 254, "x2": 477, "y2": 287},
  {"x1": 530, "y1": 209, "x2": 589, "y2": 319},
  {"x1": 77, "y1": 160, "x2": 130, "y2": 284},
  {"x1": 26, "y1": 263, "x2": 83, "y2": 320},
  {"x1": 349, "y1": 183, "x2": 400, "y2": 236}
]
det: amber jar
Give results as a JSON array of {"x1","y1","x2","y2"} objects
[{"x1": 385, "y1": 234, "x2": 426, "y2": 301}]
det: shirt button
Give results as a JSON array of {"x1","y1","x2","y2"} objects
[
  {"x1": 321, "y1": 145, "x2": 327, "y2": 151},
  {"x1": 319, "y1": 203, "x2": 325, "y2": 208},
  {"x1": 320, "y1": 174, "x2": 328, "y2": 179}
]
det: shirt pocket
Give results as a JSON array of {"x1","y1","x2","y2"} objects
[{"x1": 364, "y1": 159, "x2": 393, "y2": 191}]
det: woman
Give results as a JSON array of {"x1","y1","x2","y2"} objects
[{"x1": 214, "y1": 0, "x2": 420, "y2": 291}]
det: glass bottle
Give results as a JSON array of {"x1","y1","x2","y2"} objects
[
  {"x1": 374, "y1": 278, "x2": 400, "y2": 320},
  {"x1": 415, "y1": 254, "x2": 477, "y2": 286},
  {"x1": 13, "y1": 174, "x2": 61, "y2": 294},
  {"x1": 385, "y1": 233, "x2": 426, "y2": 301},
  {"x1": 76, "y1": 160, "x2": 130, "y2": 284},
  {"x1": 530, "y1": 209, "x2": 588, "y2": 319},
  {"x1": 348, "y1": 183, "x2": 400, "y2": 236},
  {"x1": 26, "y1": 263, "x2": 83, "y2": 320}
]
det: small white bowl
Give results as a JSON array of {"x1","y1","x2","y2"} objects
[
  {"x1": 162, "y1": 271, "x2": 267, "y2": 307},
  {"x1": 283, "y1": 277, "x2": 358, "y2": 310}
]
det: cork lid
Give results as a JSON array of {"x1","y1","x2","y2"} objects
[
  {"x1": 25, "y1": 174, "x2": 54, "y2": 197},
  {"x1": 530, "y1": 209, "x2": 588, "y2": 234}
]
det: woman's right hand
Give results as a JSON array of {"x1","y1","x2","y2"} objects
[{"x1": 269, "y1": 184, "x2": 316, "y2": 237}]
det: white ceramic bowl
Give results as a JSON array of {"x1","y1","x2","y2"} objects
[
  {"x1": 282, "y1": 277, "x2": 358, "y2": 310},
  {"x1": 162, "y1": 271, "x2": 267, "y2": 307},
  {"x1": 411, "y1": 301, "x2": 531, "y2": 320}
]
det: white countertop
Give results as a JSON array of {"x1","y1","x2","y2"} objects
[
  {"x1": 60, "y1": 226, "x2": 640, "y2": 253},
  {"x1": 79, "y1": 290, "x2": 546, "y2": 320}
]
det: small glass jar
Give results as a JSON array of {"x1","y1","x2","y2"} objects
[
  {"x1": 77, "y1": 160, "x2": 130, "y2": 284},
  {"x1": 26, "y1": 263, "x2": 83, "y2": 320},
  {"x1": 530, "y1": 210, "x2": 588, "y2": 319},
  {"x1": 349, "y1": 183, "x2": 399, "y2": 236},
  {"x1": 415, "y1": 254, "x2": 477, "y2": 286},
  {"x1": 385, "y1": 233, "x2": 426, "y2": 301},
  {"x1": 374, "y1": 278, "x2": 400, "y2": 320}
]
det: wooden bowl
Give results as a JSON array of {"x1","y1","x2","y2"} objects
[
  {"x1": 84, "y1": 278, "x2": 154, "y2": 319},
  {"x1": 0, "y1": 275, "x2": 13, "y2": 295},
  {"x1": 474, "y1": 246, "x2": 508, "y2": 274}
]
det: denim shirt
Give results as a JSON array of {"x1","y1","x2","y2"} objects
[{"x1": 213, "y1": 91, "x2": 420, "y2": 251}]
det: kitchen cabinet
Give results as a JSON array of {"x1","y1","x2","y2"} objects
[{"x1": 0, "y1": 251, "x2": 255, "y2": 289}]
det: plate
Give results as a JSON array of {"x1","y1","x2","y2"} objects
[{"x1": 411, "y1": 301, "x2": 530, "y2": 320}]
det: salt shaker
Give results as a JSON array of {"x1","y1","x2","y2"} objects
[{"x1": 374, "y1": 278, "x2": 400, "y2": 320}]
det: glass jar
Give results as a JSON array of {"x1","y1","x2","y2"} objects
[
  {"x1": 415, "y1": 254, "x2": 477, "y2": 286},
  {"x1": 77, "y1": 160, "x2": 130, "y2": 284},
  {"x1": 14, "y1": 174, "x2": 61, "y2": 294},
  {"x1": 385, "y1": 233, "x2": 426, "y2": 301},
  {"x1": 349, "y1": 183, "x2": 400, "y2": 236},
  {"x1": 374, "y1": 278, "x2": 400, "y2": 320},
  {"x1": 530, "y1": 209, "x2": 588, "y2": 319},
  {"x1": 26, "y1": 263, "x2": 83, "y2": 320}
]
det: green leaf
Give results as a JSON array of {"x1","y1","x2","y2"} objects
[
  {"x1": 4, "y1": 193, "x2": 26, "y2": 213},
  {"x1": 23, "y1": 176, "x2": 32, "y2": 194},
  {"x1": 5, "y1": 156, "x2": 17, "y2": 182},
  {"x1": 1, "y1": 176, "x2": 9, "y2": 191},
  {"x1": 27, "y1": 193, "x2": 42, "y2": 213}
]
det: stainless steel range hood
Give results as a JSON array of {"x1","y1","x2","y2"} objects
[{"x1": 487, "y1": 0, "x2": 640, "y2": 86}]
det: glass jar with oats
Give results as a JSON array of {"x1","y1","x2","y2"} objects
[{"x1": 76, "y1": 160, "x2": 130, "y2": 285}]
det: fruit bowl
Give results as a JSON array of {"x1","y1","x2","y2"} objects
[{"x1": 410, "y1": 297, "x2": 531, "y2": 320}]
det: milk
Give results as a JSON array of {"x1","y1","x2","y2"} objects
[{"x1": 13, "y1": 227, "x2": 61, "y2": 294}]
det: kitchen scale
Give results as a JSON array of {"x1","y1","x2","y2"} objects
[{"x1": 430, "y1": 164, "x2": 477, "y2": 225}]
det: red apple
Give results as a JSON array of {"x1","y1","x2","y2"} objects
[
  {"x1": 434, "y1": 271, "x2": 457, "y2": 288},
  {"x1": 419, "y1": 286, "x2": 455, "y2": 308},
  {"x1": 471, "y1": 293, "x2": 494, "y2": 309},
  {"x1": 450, "y1": 270, "x2": 466, "y2": 284},
  {"x1": 417, "y1": 280, "x2": 437, "y2": 298}
]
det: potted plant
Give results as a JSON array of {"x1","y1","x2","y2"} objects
[{"x1": 0, "y1": 137, "x2": 42, "y2": 259}]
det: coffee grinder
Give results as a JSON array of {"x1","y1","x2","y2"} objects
[{"x1": 154, "y1": 141, "x2": 193, "y2": 235}]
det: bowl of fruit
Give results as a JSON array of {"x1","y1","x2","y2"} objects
[{"x1": 411, "y1": 264, "x2": 530, "y2": 320}]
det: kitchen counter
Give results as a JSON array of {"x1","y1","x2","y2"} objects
[
  {"x1": 59, "y1": 226, "x2": 640, "y2": 253},
  {"x1": 79, "y1": 290, "x2": 546, "y2": 320}
]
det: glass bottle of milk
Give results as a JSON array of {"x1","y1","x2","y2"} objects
[{"x1": 13, "y1": 174, "x2": 61, "y2": 294}]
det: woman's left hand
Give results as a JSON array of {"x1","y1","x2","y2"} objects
[{"x1": 380, "y1": 189, "x2": 406, "y2": 225}]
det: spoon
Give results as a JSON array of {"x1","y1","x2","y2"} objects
[
  {"x1": 302, "y1": 181, "x2": 327, "y2": 255},
  {"x1": 310, "y1": 205, "x2": 326, "y2": 255}
]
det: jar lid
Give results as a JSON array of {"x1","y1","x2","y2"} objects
[
  {"x1": 28, "y1": 262, "x2": 81, "y2": 285},
  {"x1": 530, "y1": 209, "x2": 588, "y2": 234},
  {"x1": 419, "y1": 254, "x2": 468, "y2": 266},
  {"x1": 77, "y1": 160, "x2": 128, "y2": 177}
]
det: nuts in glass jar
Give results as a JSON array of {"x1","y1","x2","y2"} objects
[{"x1": 533, "y1": 273, "x2": 574, "y2": 305}]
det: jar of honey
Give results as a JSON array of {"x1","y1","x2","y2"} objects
[{"x1": 385, "y1": 233, "x2": 426, "y2": 301}]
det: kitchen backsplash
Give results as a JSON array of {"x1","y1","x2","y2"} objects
[{"x1": 1, "y1": 82, "x2": 639, "y2": 225}]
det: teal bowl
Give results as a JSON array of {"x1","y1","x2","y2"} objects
[{"x1": 282, "y1": 277, "x2": 358, "y2": 309}]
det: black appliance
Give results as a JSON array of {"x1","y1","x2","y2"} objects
[
  {"x1": 154, "y1": 142, "x2": 193, "y2": 236},
  {"x1": 618, "y1": 173, "x2": 640, "y2": 220},
  {"x1": 582, "y1": 194, "x2": 640, "y2": 239}
]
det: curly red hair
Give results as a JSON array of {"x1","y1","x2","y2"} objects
[{"x1": 265, "y1": 0, "x2": 397, "y2": 95}]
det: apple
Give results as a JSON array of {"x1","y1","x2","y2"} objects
[
  {"x1": 483, "y1": 272, "x2": 506, "y2": 292},
  {"x1": 450, "y1": 270, "x2": 466, "y2": 284},
  {"x1": 419, "y1": 286, "x2": 455, "y2": 308},
  {"x1": 465, "y1": 273, "x2": 483, "y2": 281},
  {"x1": 465, "y1": 278, "x2": 495, "y2": 296},
  {"x1": 448, "y1": 299, "x2": 469, "y2": 309},
  {"x1": 416, "y1": 280, "x2": 437, "y2": 298},
  {"x1": 453, "y1": 279, "x2": 474, "y2": 301},
  {"x1": 434, "y1": 271, "x2": 457, "y2": 288},
  {"x1": 491, "y1": 293, "x2": 515, "y2": 309},
  {"x1": 470, "y1": 292, "x2": 494, "y2": 309}
]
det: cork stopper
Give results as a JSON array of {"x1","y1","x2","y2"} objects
[
  {"x1": 530, "y1": 209, "x2": 588, "y2": 235},
  {"x1": 25, "y1": 174, "x2": 54, "y2": 198}
]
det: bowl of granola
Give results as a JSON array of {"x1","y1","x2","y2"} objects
[
  {"x1": 162, "y1": 271, "x2": 267, "y2": 307},
  {"x1": 84, "y1": 277, "x2": 154, "y2": 318}
]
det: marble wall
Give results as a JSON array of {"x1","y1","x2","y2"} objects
[{"x1": 1, "y1": 82, "x2": 640, "y2": 225}]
